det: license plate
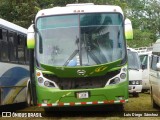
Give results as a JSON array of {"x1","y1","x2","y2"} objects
[{"x1": 76, "y1": 92, "x2": 89, "y2": 99}]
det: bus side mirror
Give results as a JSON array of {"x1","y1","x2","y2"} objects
[
  {"x1": 124, "y1": 18, "x2": 133, "y2": 40},
  {"x1": 156, "y1": 63, "x2": 160, "y2": 71},
  {"x1": 27, "y1": 24, "x2": 35, "y2": 49}
]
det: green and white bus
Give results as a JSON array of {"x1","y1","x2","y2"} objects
[{"x1": 26, "y1": 3, "x2": 133, "y2": 110}]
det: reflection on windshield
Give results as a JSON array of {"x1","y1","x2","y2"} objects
[
  {"x1": 36, "y1": 13, "x2": 126, "y2": 67},
  {"x1": 128, "y1": 51, "x2": 141, "y2": 70}
]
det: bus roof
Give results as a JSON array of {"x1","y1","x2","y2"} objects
[
  {"x1": 36, "y1": 3, "x2": 124, "y2": 18},
  {"x1": 0, "y1": 18, "x2": 27, "y2": 34}
]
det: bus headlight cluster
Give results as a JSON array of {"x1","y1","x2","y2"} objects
[
  {"x1": 37, "y1": 75, "x2": 55, "y2": 88},
  {"x1": 38, "y1": 76, "x2": 55, "y2": 87},
  {"x1": 36, "y1": 71, "x2": 57, "y2": 87}
]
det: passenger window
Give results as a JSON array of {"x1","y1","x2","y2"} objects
[
  {"x1": 151, "y1": 55, "x2": 158, "y2": 71},
  {"x1": 8, "y1": 32, "x2": 18, "y2": 63},
  {"x1": 18, "y1": 34, "x2": 25, "y2": 64},
  {"x1": 0, "y1": 29, "x2": 9, "y2": 62},
  {"x1": 24, "y1": 36, "x2": 29, "y2": 64}
]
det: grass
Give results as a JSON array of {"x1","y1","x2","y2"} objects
[{"x1": 125, "y1": 92, "x2": 159, "y2": 111}]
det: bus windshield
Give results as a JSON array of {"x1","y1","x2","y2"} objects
[{"x1": 36, "y1": 13, "x2": 126, "y2": 67}]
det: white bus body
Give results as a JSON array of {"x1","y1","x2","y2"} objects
[
  {"x1": 127, "y1": 48, "x2": 142, "y2": 97},
  {"x1": 150, "y1": 39, "x2": 160, "y2": 108},
  {"x1": 0, "y1": 18, "x2": 29, "y2": 106}
]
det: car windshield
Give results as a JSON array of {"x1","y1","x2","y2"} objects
[
  {"x1": 128, "y1": 50, "x2": 141, "y2": 70},
  {"x1": 36, "y1": 13, "x2": 126, "y2": 67}
]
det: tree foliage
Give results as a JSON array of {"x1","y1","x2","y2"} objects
[
  {"x1": 0, "y1": 0, "x2": 159, "y2": 47},
  {"x1": 0, "y1": 0, "x2": 39, "y2": 28}
]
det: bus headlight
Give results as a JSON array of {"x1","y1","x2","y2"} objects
[
  {"x1": 44, "y1": 81, "x2": 50, "y2": 87},
  {"x1": 122, "y1": 67, "x2": 127, "y2": 72},
  {"x1": 38, "y1": 77, "x2": 44, "y2": 83},
  {"x1": 115, "y1": 77, "x2": 120, "y2": 83},
  {"x1": 120, "y1": 73, "x2": 126, "y2": 79},
  {"x1": 109, "y1": 77, "x2": 120, "y2": 85}
]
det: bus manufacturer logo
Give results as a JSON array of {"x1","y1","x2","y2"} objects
[{"x1": 77, "y1": 70, "x2": 86, "y2": 75}]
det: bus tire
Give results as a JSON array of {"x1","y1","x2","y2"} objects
[{"x1": 27, "y1": 84, "x2": 32, "y2": 106}]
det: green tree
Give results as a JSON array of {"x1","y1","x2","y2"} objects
[
  {"x1": 144, "y1": 0, "x2": 160, "y2": 40},
  {"x1": 0, "y1": 0, "x2": 39, "y2": 28},
  {"x1": 0, "y1": 0, "x2": 159, "y2": 48},
  {"x1": 125, "y1": 0, "x2": 160, "y2": 47}
]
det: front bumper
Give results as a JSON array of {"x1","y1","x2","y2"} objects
[
  {"x1": 36, "y1": 82, "x2": 128, "y2": 107},
  {"x1": 128, "y1": 85, "x2": 142, "y2": 93}
]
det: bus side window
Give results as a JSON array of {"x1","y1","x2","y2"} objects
[
  {"x1": 17, "y1": 34, "x2": 25, "y2": 64},
  {"x1": 8, "y1": 31, "x2": 18, "y2": 63},
  {"x1": 0, "y1": 29, "x2": 9, "y2": 62},
  {"x1": 151, "y1": 55, "x2": 158, "y2": 71},
  {"x1": 149, "y1": 56, "x2": 151, "y2": 68},
  {"x1": 24, "y1": 36, "x2": 29, "y2": 64}
]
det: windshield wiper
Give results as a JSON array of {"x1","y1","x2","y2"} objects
[{"x1": 63, "y1": 50, "x2": 79, "y2": 66}]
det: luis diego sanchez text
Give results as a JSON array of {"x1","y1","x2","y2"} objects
[{"x1": 124, "y1": 112, "x2": 159, "y2": 117}]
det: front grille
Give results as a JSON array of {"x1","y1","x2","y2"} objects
[{"x1": 43, "y1": 70, "x2": 120, "y2": 90}]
